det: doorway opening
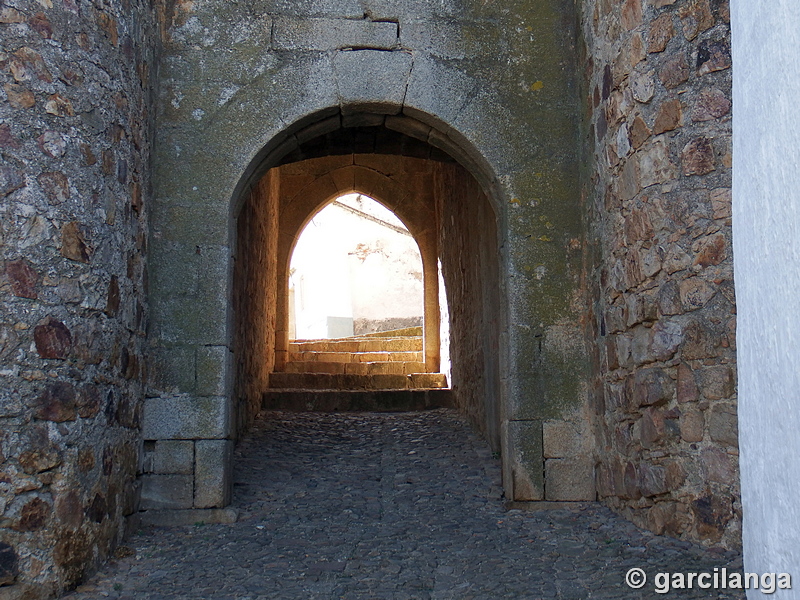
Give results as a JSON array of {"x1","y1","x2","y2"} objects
[
  {"x1": 279, "y1": 192, "x2": 449, "y2": 393},
  {"x1": 232, "y1": 113, "x2": 503, "y2": 452},
  {"x1": 289, "y1": 193, "x2": 426, "y2": 340}
]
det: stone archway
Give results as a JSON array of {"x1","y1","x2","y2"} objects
[
  {"x1": 232, "y1": 123, "x2": 503, "y2": 451},
  {"x1": 143, "y1": 9, "x2": 589, "y2": 516}
]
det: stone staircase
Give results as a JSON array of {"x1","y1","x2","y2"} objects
[{"x1": 264, "y1": 327, "x2": 452, "y2": 411}]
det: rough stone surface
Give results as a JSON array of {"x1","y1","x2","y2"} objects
[
  {"x1": 545, "y1": 458, "x2": 596, "y2": 501},
  {"x1": 193, "y1": 440, "x2": 233, "y2": 509},
  {"x1": 581, "y1": 0, "x2": 737, "y2": 549},
  {"x1": 150, "y1": 441, "x2": 194, "y2": 475},
  {"x1": 140, "y1": 475, "x2": 193, "y2": 511},
  {"x1": 0, "y1": 0, "x2": 155, "y2": 592},
  {"x1": 62, "y1": 411, "x2": 744, "y2": 600},
  {"x1": 333, "y1": 50, "x2": 411, "y2": 114},
  {"x1": 273, "y1": 17, "x2": 398, "y2": 51},
  {"x1": 142, "y1": 396, "x2": 230, "y2": 441},
  {"x1": 0, "y1": 542, "x2": 19, "y2": 586}
]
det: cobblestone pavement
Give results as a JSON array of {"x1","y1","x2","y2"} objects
[{"x1": 65, "y1": 410, "x2": 745, "y2": 599}]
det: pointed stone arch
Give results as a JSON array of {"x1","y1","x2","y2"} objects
[{"x1": 274, "y1": 162, "x2": 442, "y2": 374}]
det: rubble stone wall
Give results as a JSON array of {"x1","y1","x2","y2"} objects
[
  {"x1": 0, "y1": 0, "x2": 156, "y2": 594},
  {"x1": 580, "y1": 0, "x2": 739, "y2": 547},
  {"x1": 434, "y1": 161, "x2": 502, "y2": 453},
  {"x1": 232, "y1": 170, "x2": 278, "y2": 439}
]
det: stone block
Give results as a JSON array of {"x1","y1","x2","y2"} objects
[
  {"x1": 333, "y1": 49, "x2": 411, "y2": 115},
  {"x1": 698, "y1": 365, "x2": 735, "y2": 399},
  {"x1": 401, "y1": 20, "x2": 504, "y2": 60},
  {"x1": 194, "y1": 440, "x2": 233, "y2": 508},
  {"x1": 545, "y1": 458, "x2": 595, "y2": 501},
  {"x1": 196, "y1": 346, "x2": 231, "y2": 396},
  {"x1": 630, "y1": 115, "x2": 651, "y2": 149},
  {"x1": 680, "y1": 408, "x2": 705, "y2": 442},
  {"x1": 153, "y1": 440, "x2": 194, "y2": 474},
  {"x1": 632, "y1": 368, "x2": 675, "y2": 407},
  {"x1": 677, "y1": 362, "x2": 699, "y2": 403},
  {"x1": 653, "y1": 98, "x2": 682, "y2": 134},
  {"x1": 648, "y1": 13, "x2": 674, "y2": 53},
  {"x1": 142, "y1": 396, "x2": 230, "y2": 440},
  {"x1": 691, "y1": 492, "x2": 733, "y2": 542},
  {"x1": 340, "y1": 112, "x2": 385, "y2": 128},
  {"x1": 678, "y1": 0, "x2": 713, "y2": 40},
  {"x1": 649, "y1": 319, "x2": 682, "y2": 361},
  {"x1": 638, "y1": 139, "x2": 677, "y2": 189},
  {"x1": 448, "y1": 88, "x2": 522, "y2": 178},
  {"x1": 384, "y1": 115, "x2": 431, "y2": 142},
  {"x1": 709, "y1": 403, "x2": 738, "y2": 447},
  {"x1": 273, "y1": 17, "x2": 397, "y2": 51},
  {"x1": 502, "y1": 420, "x2": 544, "y2": 501},
  {"x1": 621, "y1": 0, "x2": 642, "y2": 29},
  {"x1": 542, "y1": 420, "x2": 584, "y2": 458},
  {"x1": 296, "y1": 114, "x2": 342, "y2": 143},
  {"x1": 682, "y1": 137, "x2": 715, "y2": 176},
  {"x1": 150, "y1": 296, "x2": 227, "y2": 346},
  {"x1": 233, "y1": 54, "x2": 338, "y2": 140},
  {"x1": 359, "y1": 0, "x2": 462, "y2": 19},
  {"x1": 0, "y1": 542, "x2": 18, "y2": 586},
  {"x1": 147, "y1": 344, "x2": 196, "y2": 394},
  {"x1": 710, "y1": 188, "x2": 732, "y2": 219},
  {"x1": 403, "y1": 55, "x2": 477, "y2": 139},
  {"x1": 150, "y1": 201, "x2": 229, "y2": 246},
  {"x1": 140, "y1": 474, "x2": 193, "y2": 510},
  {"x1": 700, "y1": 447, "x2": 736, "y2": 484},
  {"x1": 148, "y1": 240, "x2": 199, "y2": 298},
  {"x1": 196, "y1": 246, "x2": 231, "y2": 301},
  {"x1": 693, "y1": 89, "x2": 731, "y2": 122},
  {"x1": 0, "y1": 583, "x2": 47, "y2": 600},
  {"x1": 679, "y1": 277, "x2": 715, "y2": 311},
  {"x1": 659, "y1": 53, "x2": 690, "y2": 89},
  {"x1": 33, "y1": 317, "x2": 72, "y2": 360},
  {"x1": 630, "y1": 70, "x2": 655, "y2": 103},
  {"x1": 637, "y1": 462, "x2": 668, "y2": 497}
]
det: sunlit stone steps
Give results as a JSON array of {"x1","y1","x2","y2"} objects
[
  {"x1": 288, "y1": 336, "x2": 422, "y2": 354},
  {"x1": 283, "y1": 360, "x2": 428, "y2": 375},
  {"x1": 268, "y1": 327, "x2": 448, "y2": 392}
]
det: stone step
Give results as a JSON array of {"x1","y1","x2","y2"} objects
[
  {"x1": 289, "y1": 336, "x2": 423, "y2": 353},
  {"x1": 359, "y1": 326, "x2": 423, "y2": 338},
  {"x1": 262, "y1": 388, "x2": 454, "y2": 412},
  {"x1": 268, "y1": 372, "x2": 448, "y2": 391},
  {"x1": 284, "y1": 361, "x2": 429, "y2": 375},
  {"x1": 287, "y1": 350, "x2": 424, "y2": 364}
]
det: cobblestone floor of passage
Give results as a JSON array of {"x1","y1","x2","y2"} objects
[{"x1": 64, "y1": 409, "x2": 745, "y2": 600}]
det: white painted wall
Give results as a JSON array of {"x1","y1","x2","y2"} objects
[
  {"x1": 290, "y1": 194, "x2": 424, "y2": 339},
  {"x1": 732, "y1": 1, "x2": 800, "y2": 595}
]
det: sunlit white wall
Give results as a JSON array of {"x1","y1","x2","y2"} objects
[
  {"x1": 289, "y1": 194, "x2": 424, "y2": 339},
  {"x1": 732, "y1": 1, "x2": 800, "y2": 595}
]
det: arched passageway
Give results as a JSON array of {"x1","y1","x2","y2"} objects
[
  {"x1": 142, "y1": 1, "x2": 593, "y2": 516},
  {"x1": 232, "y1": 114, "x2": 503, "y2": 451}
]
